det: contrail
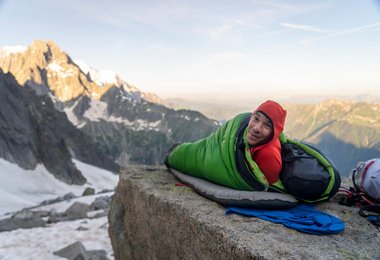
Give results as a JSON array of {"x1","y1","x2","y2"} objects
[{"x1": 302, "y1": 22, "x2": 380, "y2": 44}]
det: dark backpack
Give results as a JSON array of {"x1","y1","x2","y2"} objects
[{"x1": 278, "y1": 134, "x2": 341, "y2": 203}]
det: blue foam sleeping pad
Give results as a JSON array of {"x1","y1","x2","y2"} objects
[{"x1": 226, "y1": 204, "x2": 345, "y2": 235}]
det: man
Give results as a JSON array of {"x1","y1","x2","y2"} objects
[{"x1": 246, "y1": 100, "x2": 286, "y2": 184}]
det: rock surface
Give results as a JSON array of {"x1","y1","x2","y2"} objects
[
  {"x1": 53, "y1": 241, "x2": 109, "y2": 260},
  {"x1": 108, "y1": 165, "x2": 380, "y2": 260},
  {"x1": 0, "y1": 193, "x2": 113, "y2": 232}
]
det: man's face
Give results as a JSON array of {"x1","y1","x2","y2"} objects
[{"x1": 246, "y1": 112, "x2": 273, "y2": 146}]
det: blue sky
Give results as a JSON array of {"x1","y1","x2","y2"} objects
[{"x1": 1, "y1": 0, "x2": 380, "y2": 101}]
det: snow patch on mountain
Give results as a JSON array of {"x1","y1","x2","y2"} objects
[
  {"x1": 107, "y1": 115, "x2": 133, "y2": 126},
  {"x1": 82, "y1": 99, "x2": 109, "y2": 122},
  {"x1": 47, "y1": 62, "x2": 75, "y2": 78},
  {"x1": 0, "y1": 45, "x2": 27, "y2": 57},
  {"x1": 62, "y1": 98, "x2": 164, "y2": 131},
  {"x1": 98, "y1": 70, "x2": 118, "y2": 85},
  {"x1": 135, "y1": 119, "x2": 161, "y2": 131},
  {"x1": 121, "y1": 82, "x2": 140, "y2": 93},
  {"x1": 180, "y1": 115, "x2": 191, "y2": 120},
  {"x1": 74, "y1": 60, "x2": 118, "y2": 86},
  {"x1": 63, "y1": 100, "x2": 82, "y2": 126},
  {"x1": 105, "y1": 116, "x2": 162, "y2": 131}
]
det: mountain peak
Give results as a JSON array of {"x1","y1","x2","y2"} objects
[
  {"x1": 0, "y1": 39, "x2": 166, "y2": 104},
  {"x1": 29, "y1": 39, "x2": 70, "y2": 65},
  {"x1": 30, "y1": 39, "x2": 60, "y2": 51}
]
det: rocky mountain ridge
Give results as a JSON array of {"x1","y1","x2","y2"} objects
[
  {"x1": 0, "y1": 39, "x2": 219, "y2": 167},
  {"x1": 285, "y1": 99, "x2": 380, "y2": 140}
]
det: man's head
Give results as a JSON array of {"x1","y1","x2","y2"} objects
[
  {"x1": 246, "y1": 100, "x2": 287, "y2": 147},
  {"x1": 246, "y1": 111, "x2": 273, "y2": 146}
]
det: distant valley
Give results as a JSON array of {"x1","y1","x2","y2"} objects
[{"x1": 166, "y1": 94, "x2": 380, "y2": 122}]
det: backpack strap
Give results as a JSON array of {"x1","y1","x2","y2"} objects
[
  {"x1": 352, "y1": 160, "x2": 375, "y2": 190},
  {"x1": 338, "y1": 187, "x2": 364, "y2": 206},
  {"x1": 338, "y1": 186, "x2": 377, "y2": 207}
]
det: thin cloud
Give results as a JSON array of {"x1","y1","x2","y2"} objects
[
  {"x1": 209, "y1": 23, "x2": 234, "y2": 39},
  {"x1": 302, "y1": 22, "x2": 380, "y2": 44},
  {"x1": 250, "y1": 0, "x2": 299, "y2": 11},
  {"x1": 280, "y1": 22, "x2": 330, "y2": 33},
  {"x1": 146, "y1": 44, "x2": 179, "y2": 55},
  {"x1": 206, "y1": 20, "x2": 251, "y2": 42},
  {"x1": 186, "y1": 51, "x2": 244, "y2": 70}
]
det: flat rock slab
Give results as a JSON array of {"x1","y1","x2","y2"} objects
[{"x1": 108, "y1": 165, "x2": 380, "y2": 260}]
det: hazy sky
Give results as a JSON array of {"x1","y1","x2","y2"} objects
[{"x1": 1, "y1": 0, "x2": 380, "y2": 101}]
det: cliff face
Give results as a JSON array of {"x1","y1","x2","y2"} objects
[{"x1": 108, "y1": 166, "x2": 380, "y2": 260}]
